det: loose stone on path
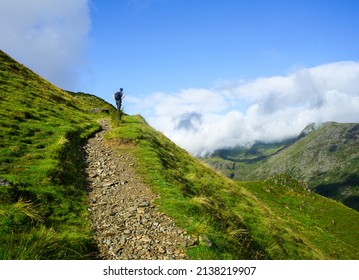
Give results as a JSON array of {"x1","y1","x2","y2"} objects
[{"x1": 83, "y1": 119, "x2": 196, "y2": 260}]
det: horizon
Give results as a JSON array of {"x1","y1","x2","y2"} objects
[{"x1": 1, "y1": 0, "x2": 359, "y2": 154}]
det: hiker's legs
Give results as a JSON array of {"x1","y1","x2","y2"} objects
[
  {"x1": 116, "y1": 100, "x2": 123, "y2": 120},
  {"x1": 116, "y1": 100, "x2": 122, "y2": 111}
]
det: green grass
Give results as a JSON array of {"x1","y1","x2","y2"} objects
[
  {"x1": 0, "y1": 50, "x2": 115, "y2": 259},
  {"x1": 2, "y1": 50, "x2": 358, "y2": 260},
  {"x1": 240, "y1": 175, "x2": 359, "y2": 259},
  {"x1": 106, "y1": 115, "x2": 359, "y2": 259},
  {"x1": 106, "y1": 115, "x2": 267, "y2": 259}
]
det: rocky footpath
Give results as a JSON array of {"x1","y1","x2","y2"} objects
[{"x1": 83, "y1": 120, "x2": 196, "y2": 260}]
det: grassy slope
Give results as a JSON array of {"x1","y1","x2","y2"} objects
[
  {"x1": 1, "y1": 50, "x2": 358, "y2": 260},
  {"x1": 106, "y1": 116, "x2": 266, "y2": 259},
  {"x1": 246, "y1": 123, "x2": 359, "y2": 180},
  {"x1": 203, "y1": 123, "x2": 359, "y2": 211},
  {"x1": 203, "y1": 142, "x2": 287, "y2": 180},
  {"x1": 106, "y1": 115, "x2": 359, "y2": 259},
  {"x1": 0, "y1": 50, "x2": 115, "y2": 259},
  {"x1": 241, "y1": 175, "x2": 359, "y2": 259},
  {"x1": 245, "y1": 122, "x2": 359, "y2": 210}
]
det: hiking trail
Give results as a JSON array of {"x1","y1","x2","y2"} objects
[{"x1": 83, "y1": 119, "x2": 196, "y2": 259}]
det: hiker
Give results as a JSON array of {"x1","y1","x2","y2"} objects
[{"x1": 113, "y1": 88, "x2": 125, "y2": 111}]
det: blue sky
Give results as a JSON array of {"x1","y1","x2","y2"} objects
[
  {"x1": 1, "y1": 0, "x2": 359, "y2": 154},
  {"x1": 87, "y1": 0, "x2": 359, "y2": 99}
]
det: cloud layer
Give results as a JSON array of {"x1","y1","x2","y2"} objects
[
  {"x1": 0, "y1": 0, "x2": 90, "y2": 89},
  {"x1": 129, "y1": 61, "x2": 359, "y2": 156}
]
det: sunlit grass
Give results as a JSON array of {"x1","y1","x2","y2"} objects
[
  {"x1": 0, "y1": 50, "x2": 115, "y2": 259},
  {"x1": 2, "y1": 50, "x2": 358, "y2": 260},
  {"x1": 106, "y1": 115, "x2": 359, "y2": 259},
  {"x1": 106, "y1": 115, "x2": 266, "y2": 259}
]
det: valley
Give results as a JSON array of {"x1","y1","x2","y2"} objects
[{"x1": 203, "y1": 122, "x2": 359, "y2": 211}]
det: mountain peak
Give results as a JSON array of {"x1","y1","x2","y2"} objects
[{"x1": 298, "y1": 122, "x2": 322, "y2": 138}]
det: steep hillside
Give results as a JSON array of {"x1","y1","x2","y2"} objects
[
  {"x1": 241, "y1": 174, "x2": 359, "y2": 259},
  {"x1": 106, "y1": 115, "x2": 359, "y2": 259},
  {"x1": 204, "y1": 122, "x2": 359, "y2": 211},
  {"x1": 0, "y1": 50, "x2": 115, "y2": 259},
  {"x1": 205, "y1": 141, "x2": 288, "y2": 179},
  {"x1": 245, "y1": 122, "x2": 359, "y2": 210},
  {"x1": 1, "y1": 50, "x2": 358, "y2": 260}
]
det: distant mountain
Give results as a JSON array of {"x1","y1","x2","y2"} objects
[{"x1": 203, "y1": 122, "x2": 359, "y2": 211}]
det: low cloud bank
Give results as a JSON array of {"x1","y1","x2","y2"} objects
[
  {"x1": 130, "y1": 61, "x2": 359, "y2": 156},
  {"x1": 0, "y1": 0, "x2": 90, "y2": 89}
]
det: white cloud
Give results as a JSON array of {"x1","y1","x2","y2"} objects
[
  {"x1": 129, "y1": 61, "x2": 359, "y2": 156},
  {"x1": 0, "y1": 0, "x2": 90, "y2": 89}
]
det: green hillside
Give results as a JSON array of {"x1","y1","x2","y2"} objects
[
  {"x1": 0, "y1": 50, "x2": 115, "y2": 259},
  {"x1": 246, "y1": 122, "x2": 359, "y2": 210},
  {"x1": 204, "y1": 141, "x2": 288, "y2": 179},
  {"x1": 1, "y1": 50, "x2": 358, "y2": 260},
  {"x1": 241, "y1": 175, "x2": 359, "y2": 259},
  {"x1": 204, "y1": 122, "x2": 359, "y2": 211},
  {"x1": 106, "y1": 115, "x2": 359, "y2": 259}
]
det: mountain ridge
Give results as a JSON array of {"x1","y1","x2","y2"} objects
[{"x1": 203, "y1": 121, "x2": 359, "y2": 211}]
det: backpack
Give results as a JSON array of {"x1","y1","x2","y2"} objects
[{"x1": 114, "y1": 91, "x2": 122, "y2": 101}]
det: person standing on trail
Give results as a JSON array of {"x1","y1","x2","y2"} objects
[{"x1": 113, "y1": 88, "x2": 125, "y2": 111}]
